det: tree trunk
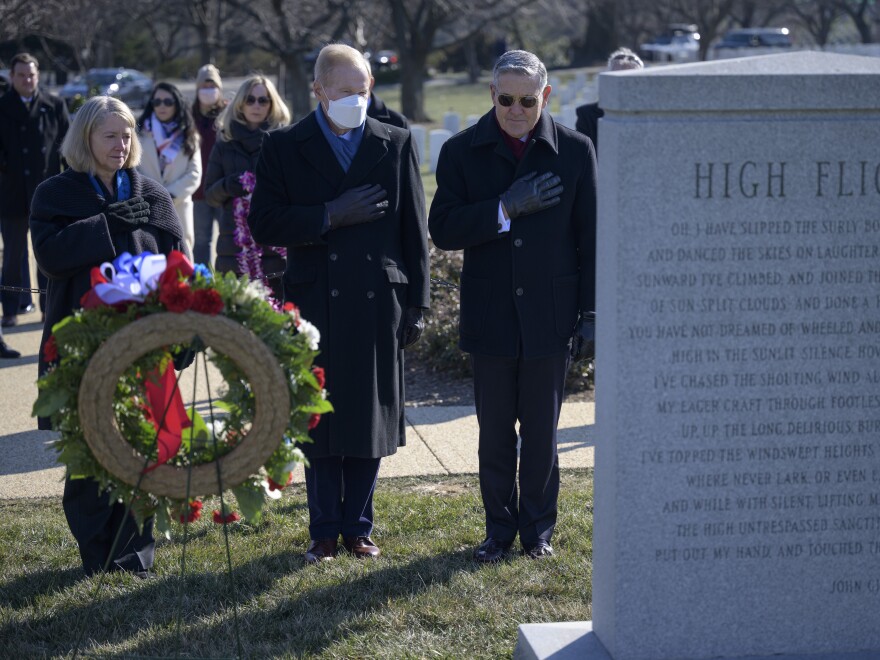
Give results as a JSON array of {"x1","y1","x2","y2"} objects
[
  {"x1": 400, "y1": 55, "x2": 429, "y2": 123},
  {"x1": 283, "y1": 52, "x2": 312, "y2": 122}
]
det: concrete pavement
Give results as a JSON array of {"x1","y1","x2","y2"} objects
[{"x1": 0, "y1": 316, "x2": 595, "y2": 500}]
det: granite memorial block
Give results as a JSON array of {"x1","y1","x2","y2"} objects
[{"x1": 589, "y1": 52, "x2": 880, "y2": 660}]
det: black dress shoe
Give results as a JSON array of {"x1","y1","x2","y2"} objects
[
  {"x1": 473, "y1": 537, "x2": 513, "y2": 563},
  {"x1": 0, "y1": 341, "x2": 20, "y2": 359},
  {"x1": 523, "y1": 540, "x2": 554, "y2": 559},
  {"x1": 343, "y1": 536, "x2": 381, "y2": 558},
  {"x1": 305, "y1": 538, "x2": 338, "y2": 564},
  {"x1": 1, "y1": 316, "x2": 16, "y2": 328}
]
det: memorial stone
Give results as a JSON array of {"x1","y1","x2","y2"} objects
[
  {"x1": 429, "y1": 129, "x2": 452, "y2": 173},
  {"x1": 410, "y1": 124, "x2": 426, "y2": 164},
  {"x1": 442, "y1": 111, "x2": 461, "y2": 135},
  {"x1": 519, "y1": 52, "x2": 880, "y2": 660}
]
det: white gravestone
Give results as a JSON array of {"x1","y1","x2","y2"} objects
[{"x1": 429, "y1": 129, "x2": 452, "y2": 173}]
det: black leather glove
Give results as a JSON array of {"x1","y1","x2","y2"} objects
[
  {"x1": 225, "y1": 175, "x2": 247, "y2": 197},
  {"x1": 402, "y1": 307, "x2": 424, "y2": 349},
  {"x1": 500, "y1": 171, "x2": 563, "y2": 219},
  {"x1": 325, "y1": 184, "x2": 388, "y2": 230},
  {"x1": 571, "y1": 311, "x2": 595, "y2": 362},
  {"x1": 105, "y1": 196, "x2": 151, "y2": 233}
]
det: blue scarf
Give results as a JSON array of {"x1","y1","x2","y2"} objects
[{"x1": 89, "y1": 169, "x2": 132, "y2": 203}]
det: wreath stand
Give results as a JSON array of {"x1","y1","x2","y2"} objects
[{"x1": 70, "y1": 312, "x2": 291, "y2": 659}]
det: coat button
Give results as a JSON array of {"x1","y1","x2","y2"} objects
[
  {"x1": 330, "y1": 253, "x2": 338, "y2": 261},
  {"x1": 331, "y1": 289, "x2": 339, "y2": 297},
  {"x1": 23, "y1": 169, "x2": 30, "y2": 176},
  {"x1": 514, "y1": 238, "x2": 523, "y2": 247},
  {"x1": 366, "y1": 254, "x2": 372, "y2": 261},
  {"x1": 366, "y1": 291, "x2": 375, "y2": 299},
  {"x1": 516, "y1": 287, "x2": 524, "y2": 296},
  {"x1": 22, "y1": 148, "x2": 28, "y2": 154}
]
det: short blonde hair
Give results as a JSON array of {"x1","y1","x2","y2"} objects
[
  {"x1": 314, "y1": 44, "x2": 371, "y2": 85},
  {"x1": 61, "y1": 96, "x2": 142, "y2": 174},
  {"x1": 216, "y1": 75, "x2": 290, "y2": 142}
]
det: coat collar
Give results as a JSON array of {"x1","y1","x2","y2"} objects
[
  {"x1": 294, "y1": 112, "x2": 390, "y2": 193},
  {"x1": 470, "y1": 107, "x2": 559, "y2": 165},
  {"x1": 0, "y1": 87, "x2": 47, "y2": 120}
]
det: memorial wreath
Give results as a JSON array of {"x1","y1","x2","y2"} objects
[{"x1": 33, "y1": 250, "x2": 332, "y2": 534}]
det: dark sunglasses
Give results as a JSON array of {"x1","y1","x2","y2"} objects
[
  {"x1": 245, "y1": 95, "x2": 270, "y2": 106},
  {"x1": 151, "y1": 97, "x2": 175, "y2": 108},
  {"x1": 497, "y1": 93, "x2": 540, "y2": 109}
]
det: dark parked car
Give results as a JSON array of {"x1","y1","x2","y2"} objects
[
  {"x1": 60, "y1": 68, "x2": 153, "y2": 110},
  {"x1": 714, "y1": 28, "x2": 792, "y2": 51},
  {"x1": 368, "y1": 50, "x2": 399, "y2": 70}
]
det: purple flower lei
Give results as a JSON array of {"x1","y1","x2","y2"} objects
[{"x1": 232, "y1": 171, "x2": 287, "y2": 298}]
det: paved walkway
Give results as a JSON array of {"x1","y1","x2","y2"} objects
[{"x1": 0, "y1": 316, "x2": 595, "y2": 500}]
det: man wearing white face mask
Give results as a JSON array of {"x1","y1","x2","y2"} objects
[{"x1": 249, "y1": 44, "x2": 430, "y2": 564}]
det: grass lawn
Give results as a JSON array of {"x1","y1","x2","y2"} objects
[{"x1": 0, "y1": 471, "x2": 594, "y2": 659}]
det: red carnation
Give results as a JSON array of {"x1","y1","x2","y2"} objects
[
  {"x1": 43, "y1": 335, "x2": 58, "y2": 363},
  {"x1": 179, "y1": 500, "x2": 203, "y2": 524},
  {"x1": 191, "y1": 288, "x2": 224, "y2": 315},
  {"x1": 308, "y1": 413, "x2": 321, "y2": 430},
  {"x1": 212, "y1": 509, "x2": 241, "y2": 524},
  {"x1": 312, "y1": 366, "x2": 325, "y2": 390},
  {"x1": 267, "y1": 472, "x2": 294, "y2": 491},
  {"x1": 159, "y1": 280, "x2": 194, "y2": 313}
]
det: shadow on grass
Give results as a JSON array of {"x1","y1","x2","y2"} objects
[
  {"x1": 1, "y1": 547, "x2": 480, "y2": 658},
  {"x1": 0, "y1": 566, "x2": 83, "y2": 608}
]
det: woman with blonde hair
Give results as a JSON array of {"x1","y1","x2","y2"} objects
[
  {"x1": 205, "y1": 75, "x2": 289, "y2": 295},
  {"x1": 29, "y1": 95, "x2": 188, "y2": 577}
]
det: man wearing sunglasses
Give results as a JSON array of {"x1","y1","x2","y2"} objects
[
  {"x1": 429, "y1": 50, "x2": 597, "y2": 562},
  {"x1": 249, "y1": 43, "x2": 429, "y2": 565}
]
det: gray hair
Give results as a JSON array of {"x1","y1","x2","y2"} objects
[
  {"x1": 607, "y1": 48, "x2": 643, "y2": 71},
  {"x1": 492, "y1": 50, "x2": 547, "y2": 90}
]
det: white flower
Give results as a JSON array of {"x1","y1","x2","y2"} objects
[
  {"x1": 231, "y1": 279, "x2": 272, "y2": 306},
  {"x1": 297, "y1": 318, "x2": 321, "y2": 350},
  {"x1": 261, "y1": 479, "x2": 283, "y2": 500}
]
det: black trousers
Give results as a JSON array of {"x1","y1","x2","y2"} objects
[
  {"x1": 1, "y1": 215, "x2": 46, "y2": 316},
  {"x1": 472, "y1": 350, "x2": 569, "y2": 547},
  {"x1": 62, "y1": 477, "x2": 155, "y2": 576},
  {"x1": 304, "y1": 456, "x2": 381, "y2": 539}
]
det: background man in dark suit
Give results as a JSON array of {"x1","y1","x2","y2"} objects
[
  {"x1": 248, "y1": 43, "x2": 429, "y2": 564},
  {"x1": 575, "y1": 47, "x2": 643, "y2": 156},
  {"x1": 0, "y1": 52, "x2": 70, "y2": 328},
  {"x1": 429, "y1": 49, "x2": 597, "y2": 562}
]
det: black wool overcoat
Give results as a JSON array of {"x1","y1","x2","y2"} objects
[
  {"x1": 367, "y1": 93, "x2": 409, "y2": 129},
  {"x1": 248, "y1": 113, "x2": 429, "y2": 459},
  {"x1": 30, "y1": 168, "x2": 187, "y2": 429},
  {"x1": 428, "y1": 109, "x2": 597, "y2": 359},
  {"x1": 0, "y1": 88, "x2": 69, "y2": 218}
]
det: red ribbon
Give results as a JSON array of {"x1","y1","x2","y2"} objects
[{"x1": 142, "y1": 362, "x2": 192, "y2": 473}]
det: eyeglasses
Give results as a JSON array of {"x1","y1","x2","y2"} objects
[
  {"x1": 245, "y1": 95, "x2": 270, "y2": 106},
  {"x1": 496, "y1": 93, "x2": 540, "y2": 109},
  {"x1": 151, "y1": 98, "x2": 175, "y2": 108}
]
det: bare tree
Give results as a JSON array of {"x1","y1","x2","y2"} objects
[
  {"x1": 729, "y1": 0, "x2": 791, "y2": 28},
  {"x1": 385, "y1": 0, "x2": 533, "y2": 122},
  {"x1": 184, "y1": 0, "x2": 232, "y2": 64},
  {"x1": 790, "y1": 0, "x2": 844, "y2": 45},
  {"x1": 835, "y1": 0, "x2": 878, "y2": 42}
]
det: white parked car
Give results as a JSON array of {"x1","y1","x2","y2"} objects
[{"x1": 640, "y1": 25, "x2": 701, "y2": 63}]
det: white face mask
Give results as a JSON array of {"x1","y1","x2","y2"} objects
[
  {"x1": 198, "y1": 88, "x2": 220, "y2": 106},
  {"x1": 322, "y1": 87, "x2": 368, "y2": 130}
]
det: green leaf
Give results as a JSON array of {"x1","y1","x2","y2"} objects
[
  {"x1": 232, "y1": 481, "x2": 265, "y2": 525},
  {"x1": 154, "y1": 503, "x2": 173, "y2": 539},
  {"x1": 32, "y1": 388, "x2": 70, "y2": 418}
]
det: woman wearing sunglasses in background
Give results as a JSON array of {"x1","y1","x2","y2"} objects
[
  {"x1": 136, "y1": 82, "x2": 201, "y2": 254},
  {"x1": 204, "y1": 75, "x2": 290, "y2": 289}
]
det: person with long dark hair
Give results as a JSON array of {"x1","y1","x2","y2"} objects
[{"x1": 137, "y1": 82, "x2": 201, "y2": 255}]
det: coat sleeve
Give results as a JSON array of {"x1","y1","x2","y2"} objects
[
  {"x1": 247, "y1": 132, "x2": 327, "y2": 246},
  {"x1": 575, "y1": 139, "x2": 598, "y2": 314},
  {"x1": 29, "y1": 190, "x2": 116, "y2": 281},
  {"x1": 204, "y1": 141, "x2": 230, "y2": 208},
  {"x1": 399, "y1": 133, "x2": 430, "y2": 309},
  {"x1": 166, "y1": 150, "x2": 202, "y2": 200},
  {"x1": 427, "y1": 141, "x2": 506, "y2": 251}
]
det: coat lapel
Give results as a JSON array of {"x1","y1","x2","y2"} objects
[
  {"x1": 296, "y1": 113, "x2": 346, "y2": 190},
  {"x1": 338, "y1": 117, "x2": 389, "y2": 192}
]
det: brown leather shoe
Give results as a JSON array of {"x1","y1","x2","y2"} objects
[
  {"x1": 343, "y1": 536, "x2": 381, "y2": 558},
  {"x1": 304, "y1": 538, "x2": 338, "y2": 564}
]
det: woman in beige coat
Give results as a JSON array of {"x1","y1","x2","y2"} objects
[{"x1": 136, "y1": 82, "x2": 201, "y2": 252}]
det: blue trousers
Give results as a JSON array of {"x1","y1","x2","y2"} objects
[
  {"x1": 472, "y1": 350, "x2": 569, "y2": 547},
  {"x1": 304, "y1": 456, "x2": 381, "y2": 539}
]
